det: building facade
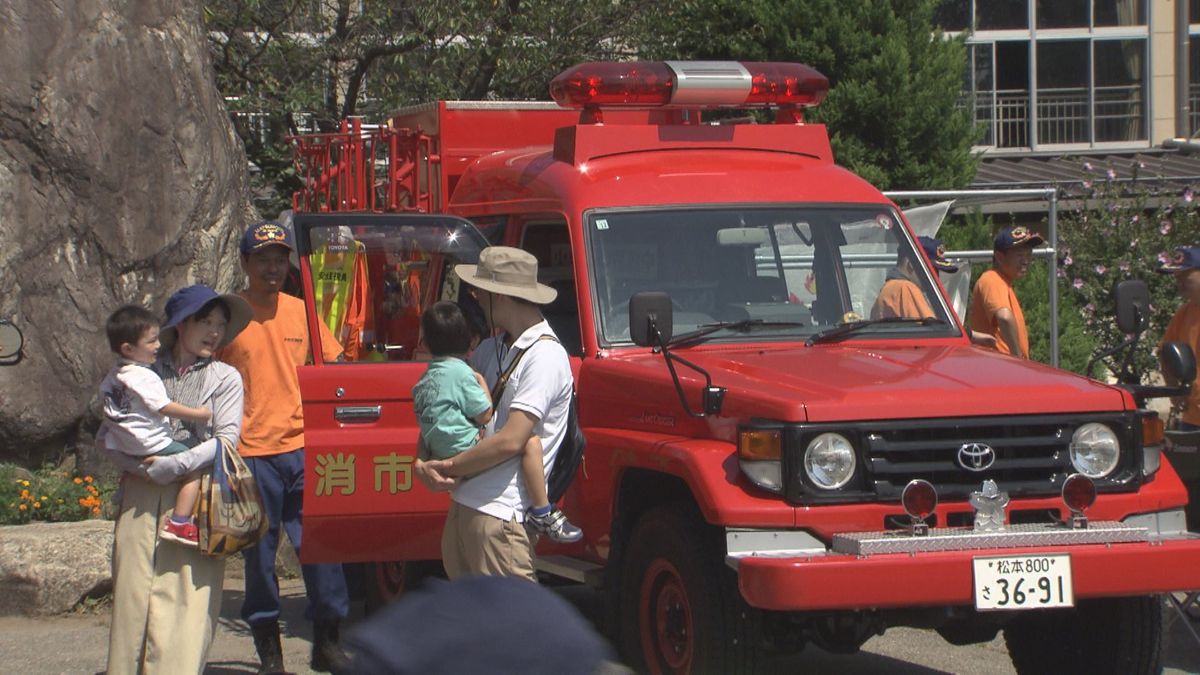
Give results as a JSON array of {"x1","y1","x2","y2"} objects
[{"x1": 937, "y1": 0, "x2": 1200, "y2": 154}]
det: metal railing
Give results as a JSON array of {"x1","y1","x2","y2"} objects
[{"x1": 976, "y1": 85, "x2": 1144, "y2": 148}]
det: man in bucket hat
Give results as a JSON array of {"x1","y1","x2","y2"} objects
[
  {"x1": 416, "y1": 246, "x2": 576, "y2": 581},
  {"x1": 969, "y1": 225, "x2": 1044, "y2": 359},
  {"x1": 1158, "y1": 245, "x2": 1200, "y2": 430},
  {"x1": 218, "y1": 220, "x2": 352, "y2": 673}
]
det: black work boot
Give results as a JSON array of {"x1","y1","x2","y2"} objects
[
  {"x1": 311, "y1": 620, "x2": 353, "y2": 673},
  {"x1": 250, "y1": 620, "x2": 288, "y2": 674}
]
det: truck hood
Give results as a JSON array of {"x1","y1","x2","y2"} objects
[{"x1": 619, "y1": 343, "x2": 1129, "y2": 422}]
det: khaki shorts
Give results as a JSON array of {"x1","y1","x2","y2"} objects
[{"x1": 441, "y1": 501, "x2": 536, "y2": 581}]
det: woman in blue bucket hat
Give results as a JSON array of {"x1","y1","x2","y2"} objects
[{"x1": 98, "y1": 284, "x2": 250, "y2": 674}]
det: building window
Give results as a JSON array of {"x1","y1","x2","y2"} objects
[{"x1": 942, "y1": 1, "x2": 1148, "y2": 151}]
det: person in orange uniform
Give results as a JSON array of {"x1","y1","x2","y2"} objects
[
  {"x1": 217, "y1": 221, "x2": 350, "y2": 673},
  {"x1": 1158, "y1": 245, "x2": 1200, "y2": 431},
  {"x1": 872, "y1": 236, "x2": 952, "y2": 320},
  {"x1": 969, "y1": 226, "x2": 1043, "y2": 359}
]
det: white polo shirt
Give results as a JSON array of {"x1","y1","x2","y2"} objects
[{"x1": 455, "y1": 320, "x2": 572, "y2": 522}]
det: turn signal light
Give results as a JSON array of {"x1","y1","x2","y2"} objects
[
  {"x1": 739, "y1": 429, "x2": 782, "y2": 461},
  {"x1": 1141, "y1": 413, "x2": 1164, "y2": 446},
  {"x1": 550, "y1": 61, "x2": 829, "y2": 110}
]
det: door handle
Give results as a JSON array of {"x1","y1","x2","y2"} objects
[{"x1": 335, "y1": 405, "x2": 382, "y2": 422}]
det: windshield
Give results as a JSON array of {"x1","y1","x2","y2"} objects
[{"x1": 588, "y1": 206, "x2": 960, "y2": 345}]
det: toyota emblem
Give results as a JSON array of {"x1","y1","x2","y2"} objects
[{"x1": 957, "y1": 443, "x2": 996, "y2": 472}]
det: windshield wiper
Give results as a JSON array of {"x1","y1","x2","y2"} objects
[
  {"x1": 668, "y1": 319, "x2": 809, "y2": 348},
  {"x1": 804, "y1": 317, "x2": 944, "y2": 347}
]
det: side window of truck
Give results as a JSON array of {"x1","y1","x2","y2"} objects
[
  {"x1": 302, "y1": 219, "x2": 485, "y2": 363},
  {"x1": 520, "y1": 221, "x2": 582, "y2": 356}
]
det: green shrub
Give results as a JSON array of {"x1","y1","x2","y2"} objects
[
  {"x1": 1057, "y1": 161, "x2": 1198, "y2": 381},
  {"x1": 0, "y1": 464, "x2": 115, "y2": 525}
]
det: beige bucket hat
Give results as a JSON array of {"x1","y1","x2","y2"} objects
[{"x1": 454, "y1": 246, "x2": 557, "y2": 305}]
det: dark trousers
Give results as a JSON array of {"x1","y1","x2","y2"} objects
[{"x1": 241, "y1": 448, "x2": 349, "y2": 625}]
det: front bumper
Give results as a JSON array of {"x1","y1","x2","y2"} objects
[{"x1": 733, "y1": 511, "x2": 1200, "y2": 611}]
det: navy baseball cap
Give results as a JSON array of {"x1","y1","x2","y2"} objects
[
  {"x1": 341, "y1": 576, "x2": 614, "y2": 675},
  {"x1": 994, "y1": 226, "x2": 1044, "y2": 251},
  {"x1": 240, "y1": 220, "x2": 294, "y2": 254},
  {"x1": 918, "y1": 236, "x2": 958, "y2": 273},
  {"x1": 1157, "y1": 245, "x2": 1200, "y2": 274}
]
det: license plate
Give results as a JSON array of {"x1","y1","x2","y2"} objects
[{"x1": 972, "y1": 554, "x2": 1073, "y2": 611}]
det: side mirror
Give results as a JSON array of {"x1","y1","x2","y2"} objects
[
  {"x1": 1162, "y1": 342, "x2": 1197, "y2": 386},
  {"x1": 1114, "y1": 280, "x2": 1149, "y2": 334},
  {"x1": 629, "y1": 292, "x2": 673, "y2": 347},
  {"x1": 0, "y1": 320, "x2": 23, "y2": 362}
]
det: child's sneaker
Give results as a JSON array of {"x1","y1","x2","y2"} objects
[
  {"x1": 526, "y1": 507, "x2": 583, "y2": 543},
  {"x1": 161, "y1": 518, "x2": 199, "y2": 547}
]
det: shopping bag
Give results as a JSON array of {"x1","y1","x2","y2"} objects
[{"x1": 195, "y1": 437, "x2": 268, "y2": 558}]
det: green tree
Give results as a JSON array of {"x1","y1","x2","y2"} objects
[
  {"x1": 203, "y1": 0, "x2": 657, "y2": 215},
  {"x1": 644, "y1": 0, "x2": 982, "y2": 190}
]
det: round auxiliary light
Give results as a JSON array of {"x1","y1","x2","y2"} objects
[
  {"x1": 902, "y1": 479, "x2": 938, "y2": 519},
  {"x1": 1062, "y1": 473, "x2": 1097, "y2": 513},
  {"x1": 803, "y1": 433, "x2": 856, "y2": 489},
  {"x1": 1069, "y1": 423, "x2": 1120, "y2": 478}
]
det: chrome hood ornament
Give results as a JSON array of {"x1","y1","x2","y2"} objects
[{"x1": 970, "y1": 479, "x2": 1009, "y2": 532}]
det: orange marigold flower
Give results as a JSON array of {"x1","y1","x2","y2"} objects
[
  {"x1": 20, "y1": 480, "x2": 29, "y2": 487},
  {"x1": 19, "y1": 504, "x2": 27, "y2": 511},
  {"x1": 73, "y1": 477, "x2": 82, "y2": 485},
  {"x1": 19, "y1": 490, "x2": 30, "y2": 500},
  {"x1": 92, "y1": 507, "x2": 101, "y2": 515},
  {"x1": 85, "y1": 476, "x2": 94, "y2": 484},
  {"x1": 33, "y1": 502, "x2": 41, "y2": 508}
]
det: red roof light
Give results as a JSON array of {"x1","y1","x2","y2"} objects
[{"x1": 549, "y1": 61, "x2": 828, "y2": 111}]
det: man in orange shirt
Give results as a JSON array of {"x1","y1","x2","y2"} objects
[
  {"x1": 969, "y1": 226, "x2": 1043, "y2": 359},
  {"x1": 1158, "y1": 245, "x2": 1200, "y2": 430},
  {"x1": 872, "y1": 236, "x2": 951, "y2": 320},
  {"x1": 218, "y1": 221, "x2": 350, "y2": 673}
]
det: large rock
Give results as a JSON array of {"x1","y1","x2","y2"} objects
[
  {"x1": 0, "y1": 520, "x2": 113, "y2": 616},
  {"x1": 0, "y1": 0, "x2": 255, "y2": 466}
]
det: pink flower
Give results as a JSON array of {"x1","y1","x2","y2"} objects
[
  {"x1": 1057, "y1": 268, "x2": 1067, "y2": 278},
  {"x1": 1084, "y1": 161, "x2": 1093, "y2": 171},
  {"x1": 1161, "y1": 220, "x2": 1173, "y2": 235},
  {"x1": 1106, "y1": 168, "x2": 1116, "y2": 180},
  {"x1": 1073, "y1": 278, "x2": 1084, "y2": 289},
  {"x1": 1185, "y1": 188, "x2": 1195, "y2": 203},
  {"x1": 1062, "y1": 255, "x2": 1073, "y2": 266},
  {"x1": 1082, "y1": 180, "x2": 1092, "y2": 189},
  {"x1": 1095, "y1": 264, "x2": 1107, "y2": 275},
  {"x1": 1131, "y1": 214, "x2": 1139, "y2": 223},
  {"x1": 1119, "y1": 261, "x2": 1130, "y2": 272},
  {"x1": 1085, "y1": 303, "x2": 1096, "y2": 314},
  {"x1": 1129, "y1": 238, "x2": 1138, "y2": 249},
  {"x1": 1159, "y1": 252, "x2": 1172, "y2": 264}
]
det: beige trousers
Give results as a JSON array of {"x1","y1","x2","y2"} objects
[
  {"x1": 441, "y1": 501, "x2": 536, "y2": 582},
  {"x1": 106, "y1": 476, "x2": 225, "y2": 675}
]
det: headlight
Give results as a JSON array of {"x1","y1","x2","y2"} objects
[
  {"x1": 1069, "y1": 423, "x2": 1120, "y2": 478},
  {"x1": 804, "y1": 433, "x2": 856, "y2": 489}
]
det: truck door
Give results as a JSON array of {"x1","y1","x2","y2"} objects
[{"x1": 293, "y1": 212, "x2": 487, "y2": 564}]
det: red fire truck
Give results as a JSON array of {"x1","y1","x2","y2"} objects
[{"x1": 288, "y1": 61, "x2": 1200, "y2": 673}]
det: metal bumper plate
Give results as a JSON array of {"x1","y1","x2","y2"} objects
[{"x1": 832, "y1": 521, "x2": 1148, "y2": 556}]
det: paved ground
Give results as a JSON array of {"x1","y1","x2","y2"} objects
[{"x1": 2, "y1": 575, "x2": 1198, "y2": 674}]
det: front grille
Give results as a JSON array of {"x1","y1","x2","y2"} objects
[{"x1": 783, "y1": 413, "x2": 1143, "y2": 504}]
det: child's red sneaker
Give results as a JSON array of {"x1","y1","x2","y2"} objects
[{"x1": 161, "y1": 519, "x2": 199, "y2": 547}]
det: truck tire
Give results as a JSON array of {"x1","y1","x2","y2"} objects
[
  {"x1": 1003, "y1": 595, "x2": 1162, "y2": 675},
  {"x1": 618, "y1": 503, "x2": 763, "y2": 675},
  {"x1": 363, "y1": 560, "x2": 445, "y2": 615}
]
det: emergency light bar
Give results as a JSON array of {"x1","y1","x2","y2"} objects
[{"x1": 549, "y1": 61, "x2": 829, "y2": 110}]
